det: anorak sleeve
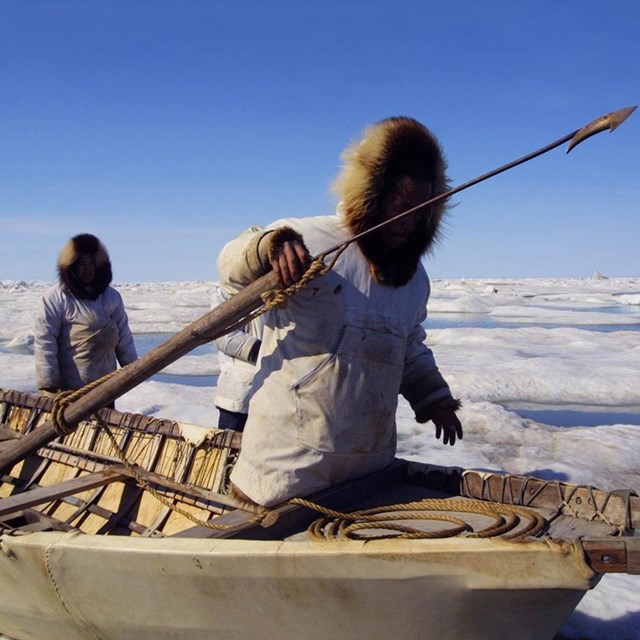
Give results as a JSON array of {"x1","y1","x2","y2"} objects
[
  {"x1": 217, "y1": 225, "x2": 274, "y2": 292},
  {"x1": 112, "y1": 290, "x2": 138, "y2": 367},
  {"x1": 211, "y1": 283, "x2": 261, "y2": 363},
  {"x1": 34, "y1": 290, "x2": 63, "y2": 391}
]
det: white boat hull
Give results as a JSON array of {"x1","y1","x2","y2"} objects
[{"x1": 0, "y1": 532, "x2": 595, "y2": 640}]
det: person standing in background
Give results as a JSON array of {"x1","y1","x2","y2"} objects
[{"x1": 34, "y1": 233, "x2": 138, "y2": 400}]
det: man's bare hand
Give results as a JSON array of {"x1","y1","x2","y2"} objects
[
  {"x1": 270, "y1": 240, "x2": 311, "y2": 288},
  {"x1": 430, "y1": 408, "x2": 463, "y2": 446}
]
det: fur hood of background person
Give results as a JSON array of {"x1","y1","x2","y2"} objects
[
  {"x1": 332, "y1": 116, "x2": 451, "y2": 287},
  {"x1": 57, "y1": 233, "x2": 113, "y2": 300}
]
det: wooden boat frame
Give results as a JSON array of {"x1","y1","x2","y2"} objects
[{"x1": 0, "y1": 388, "x2": 638, "y2": 640}]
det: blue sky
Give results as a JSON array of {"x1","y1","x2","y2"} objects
[{"x1": 1, "y1": 0, "x2": 638, "y2": 282}]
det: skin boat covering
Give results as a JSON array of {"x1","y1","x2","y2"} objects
[{"x1": 0, "y1": 531, "x2": 595, "y2": 640}]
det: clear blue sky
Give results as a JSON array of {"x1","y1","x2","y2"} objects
[{"x1": 1, "y1": 0, "x2": 638, "y2": 282}]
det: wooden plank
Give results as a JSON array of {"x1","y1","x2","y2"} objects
[
  {"x1": 0, "y1": 466, "x2": 127, "y2": 518},
  {"x1": 582, "y1": 538, "x2": 640, "y2": 574},
  {"x1": 61, "y1": 492, "x2": 150, "y2": 536},
  {"x1": 0, "y1": 476, "x2": 147, "y2": 535},
  {"x1": 172, "y1": 459, "x2": 408, "y2": 540},
  {"x1": 629, "y1": 539, "x2": 640, "y2": 574},
  {"x1": 17, "y1": 509, "x2": 76, "y2": 533},
  {"x1": 62, "y1": 478, "x2": 118, "y2": 527},
  {"x1": 1, "y1": 388, "x2": 52, "y2": 410}
]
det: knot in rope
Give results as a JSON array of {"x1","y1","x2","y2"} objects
[{"x1": 50, "y1": 390, "x2": 76, "y2": 436}]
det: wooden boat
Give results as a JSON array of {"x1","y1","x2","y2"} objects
[{"x1": 0, "y1": 387, "x2": 638, "y2": 640}]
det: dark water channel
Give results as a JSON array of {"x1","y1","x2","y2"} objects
[
  {"x1": 502, "y1": 403, "x2": 640, "y2": 428},
  {"x1": 425, "y1": 309, "x2": 640, "y2": 333}
]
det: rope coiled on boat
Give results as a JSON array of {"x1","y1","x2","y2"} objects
[
  {"x1": 44, "y1": 243, "x2": 547, "y2": 540},
  {"x1": 48, "y1": 401, "x2": 552, "y2": 540},
  {"x1": 288, "y1": 496, "x2": 547, "y2": 542}
]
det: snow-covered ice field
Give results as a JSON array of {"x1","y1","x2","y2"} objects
[{"x1": 1, "y1": 275, "x2": 639, "y2": 639}]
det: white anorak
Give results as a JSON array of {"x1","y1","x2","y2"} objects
[
  {"x1": 34, "y1": 283, "x2": 138, "y2": 391},
  {"x1": 218, "y1": 215, "x2": 455, "y2": 506},
  {"x1": 211, "y1": 283, "x2": 262, "y2": 414}
]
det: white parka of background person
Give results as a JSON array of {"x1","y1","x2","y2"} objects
[
  {"x1": 217, "y1": 117, "x2": 463, "y2": 508},
  {"x1": 34, "y1": 233, "x2": 138, "y2": 394},
  {"x1": 211, "y1": 281, "x2": 263, "y2": 430}
]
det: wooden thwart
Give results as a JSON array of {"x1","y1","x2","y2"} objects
[{"x1": 0, "y1": 466, "x2": 127, "y2": 518}]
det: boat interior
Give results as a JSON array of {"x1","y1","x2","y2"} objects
[{"x1": 0, "y1": 388, "x2": 638, "y2": 575}]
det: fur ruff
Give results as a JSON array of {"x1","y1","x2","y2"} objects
[
  {"x1": 331, "y1": 117, "x2": 450, "y2": 286},
  {"x1": 57, "y1": 233, "x2": 112, "y2": 300}
]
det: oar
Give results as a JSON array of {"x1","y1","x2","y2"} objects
[{"x1": 0, "y1": 105, "x2": 635, "y2": 476}]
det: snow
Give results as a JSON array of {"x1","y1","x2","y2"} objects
[{"x1": 1, "y1": 276, "x2": 639, "y2": 639}]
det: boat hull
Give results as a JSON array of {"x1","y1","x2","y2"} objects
[
  {"x1": 0, "y1": 531, "x2": 595, "y2": 640},
  {"x1": 3, "y1": 388, "x2": 637, "y2": 640}
]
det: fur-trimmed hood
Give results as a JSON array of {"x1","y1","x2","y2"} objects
[
  {"x1": 331, "y1": 117, "x2": 450, "y2": 286},
  {"x1": 57, "y1": 233, "x2": 113, "y2": 300}
]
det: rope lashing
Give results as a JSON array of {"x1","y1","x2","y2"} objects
[
  {"x1": 45, "y1": 240, "x2": 548, "y2": 540},
  {"x1": 44, "y1": 262, "x2": 551, "y2": 541},
  {"x1": 48, "y1": 245, "x2": 346, "y2": 440},
  {"x1": 50, "y1": 368, "x2": 121, "y2": 437},
  {"x1": 50, "y1": 391, "x2": 76, "y2": 436},
  {"x1": 92, "y1": 413, "x2": 270, "y2": 531},
  {"x1": 211, "y1": 244, "x2": 349, "y2": 343},
  {"x1": 42, "y1": 243, "x2": 349, "y2": 533},
  {"x1": 261, "y1": 246, "x2": 347, "y2": 309}
]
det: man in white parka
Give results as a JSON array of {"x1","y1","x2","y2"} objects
[
  {"x1": 218, "y1": 117, "x2": 462, "y2": 507},
  {"x1": 34, "y1": 233, "x2": 138, "y2": 396}
]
